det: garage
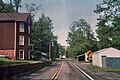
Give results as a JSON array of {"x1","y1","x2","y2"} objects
[{"x1": 93, "y1": 47, "x2": 120, "y2": 68}]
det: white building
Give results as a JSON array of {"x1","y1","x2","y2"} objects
[{"x1": 93, "y1": 47, "x2": 120, "y2": 67}]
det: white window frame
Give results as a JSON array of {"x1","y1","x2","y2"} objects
[
  {"x1": 19, "y1": 50, "x2": 24, "y2": 60},
  {"x1": 19, "y1": 22, "x2": 24, "y2": 32},
  {"x1": 28, "y1": 25, "x2": 30, "y2": 34},
  {"x1": 19, "y1": 35, "x2": 24, "y2": 45}
]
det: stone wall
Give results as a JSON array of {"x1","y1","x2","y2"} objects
[{"x1": 0, "y1": 61, "x2": 52, "y2": 79}]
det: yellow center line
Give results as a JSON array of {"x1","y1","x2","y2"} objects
[
  {"x1": 51, "y1": 62, "x2": 63, "y2": 80},
  {"x1": 54, "y1": 63, "x2": 62, "y2": 79}
]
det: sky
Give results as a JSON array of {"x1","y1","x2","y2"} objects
[{"x1": 3, "y1": 0, "x2": 103, "y2": 46}]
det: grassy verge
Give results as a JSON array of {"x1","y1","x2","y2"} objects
[
  {"x1": 88, "y1": 64, "x2": 120, "y2": 72},
  {"x1": 0, "y1": 57, "x2": 41, "y2": 66}
]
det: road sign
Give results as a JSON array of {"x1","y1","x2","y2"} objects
[{"x1": 86, "y1": 50, "x2": 93, "y2": 58}]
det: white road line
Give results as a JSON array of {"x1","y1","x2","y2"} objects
[{"x1": 72, "y1": 63, "x2": 94, "y2": 80}]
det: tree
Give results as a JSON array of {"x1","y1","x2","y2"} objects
[
  {"x1": 67, "y1": 19, "x2": 97, "y2": 58},
  {"x1": 94, "y1": 0, "x2": 120, "y2": 49},
  {"x1": 51, "y1": 38, "x2": 59, "y2": 59},
  {"x1": 58, "y1": 44, "x2": 65, "y2": 57},
  {"x1": 111, "y1": 16, "x2": 120, "y2": 49},
  {"x1": 25, "y1": 2, "x2": 59, "y2": 60},
  {"x1": 25, "y1": 3, "x2": 41, "y2": 19},
  {"x1": 95, "y1": 16, "x2": 113, "y2": 49},
  {"x1": 0, "y1": 0, "x2": 22, "y2": 13},
  {"x1": 13, "y1": 0, "x2": 22, "y2": 13},
  {"x1": 0, "y1": 0, "x2": 15, "y2": 13},
  {"x1": 31, "y1": 14, "x2": 58, "y2": 58}
]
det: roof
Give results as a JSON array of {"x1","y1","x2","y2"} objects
[
  {"x1": 77, "y1": 54, "x2": 85, "y2": 57},
  {"x1": 0, "y1": 13, "x2": 30, "y2": 22},
  {"x1": 94, "y1": 47, "x2": 120, "y2": 54}
]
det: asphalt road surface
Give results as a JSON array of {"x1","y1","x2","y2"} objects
[
  {"x1": 16, "y1": 59, "x2": 91, "y2": 80},
  {"x1": 57, "y1": 60, "x2": 90, "y2": 80},
  {"x1": 15, "y1": 59, "x2": 120, "y2": 80}
]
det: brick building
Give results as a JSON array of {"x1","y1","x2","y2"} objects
[{"x1": 0, "y1": 13, "x2": 31, "y2": 60}]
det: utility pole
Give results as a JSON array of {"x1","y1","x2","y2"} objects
[
  {"x1": 66, "y1": 40, "x2": 69, "y2": 58},
  {"x1": 49, "y1": 42, "x2": 51, "y2": 60}
]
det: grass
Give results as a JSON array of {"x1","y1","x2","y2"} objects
[
  {"x1": 88, "y1": 64, "x2": 120, "y2": 72},
  {"x1": 0, "y1": 57, "x2": 26, "y2": 66},
  {"x1": 0, "y1": 57, "x2": 41, "y2": 66}
]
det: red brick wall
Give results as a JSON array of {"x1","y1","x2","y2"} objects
[
  {"x1": 0, "y1": 19, "x2": 31, "y2": 60},
  {"x1": 0, "y1": 50, "x2": 15, "y2": 60},
  {"x1": 0, "y1": 22, "x2": 15, "y2": 50}
]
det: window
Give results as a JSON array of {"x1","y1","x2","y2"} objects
[
  {"x1": 28, "y1": 25, "x2": 30, "y2": 34},
  {"x1": 19, "y1": 50, "x2": 24, "y2": 60},
  {"x1": 19, "y1": 23, "x2": 24, "y2": 32},
  {"x1": 19, "y1": 35, "x2": 24, "y2": 45},
  {"x1": 28, "y1": 37, "x2": 30, "y2": 46}
]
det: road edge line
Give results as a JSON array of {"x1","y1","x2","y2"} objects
[{"x1": 72, "y1": 63, "x2": 94, "y2": 80}]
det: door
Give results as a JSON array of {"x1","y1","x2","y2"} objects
[{"x1": 102, "y1": 56, "x2": 106, "y2": 68}]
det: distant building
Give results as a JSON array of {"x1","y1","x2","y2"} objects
[
  {"x1": 0, "y1": 13, "x2": 31, "y2": 60},
  {"x1": 76, "y1": 54, "x2": 86, "y2": 61},
  {"x1": 77, "y1": 50, "x2": 93, "y2": 62},
  {"x1": 93, "y1": 47, "x2": 120, "y2": 68}
]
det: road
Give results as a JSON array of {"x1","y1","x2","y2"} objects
[
  {"x1": 57, "y1": 60, "x2": 90, "y2": 80},
  {"x1": 16, "y1": 59, "x2": 91, "y2": 80},
  {"x1": 15, "y1": 59, "x2": 120, "y2": 80}
]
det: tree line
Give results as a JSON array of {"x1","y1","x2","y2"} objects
[{"x1": 67, "y1": 0, "x2": 120, "y2": 58}]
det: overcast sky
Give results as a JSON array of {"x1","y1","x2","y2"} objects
[{"x1": 4, "y1": 0, "x2": 103, "y2": 46}]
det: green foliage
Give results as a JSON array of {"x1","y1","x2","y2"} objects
[
  {"x1": 94, "y1": 0, "x2": 120, "y2": 49},
  {"x1": 31, "y1": 14, "x2": 53, "y2": 51},
  {"x1": 111, "y1": 16, "x2": 120, "y2": 49},
  {"x1": 51, "y1": 40, "x2": 59, "y2": 59},
  {"x1": 0, "y1": 57, "x2": 41, "y2": 65},
  {"x1": 67, "y1": 19, "x2": 97, "y2": 58},
  {"x1": 58, "y1": 44, "x2": 65, "y2": 56},
  {"x1": 0, "y1": 57, "x2": 27, "y2": 65},
  {"x1": 0, "y1": 0, "x2": 22, "y2": 13},
  {"x1": 96, "y1": 22, "x2": 112, "y2": 48},
  {"x1": 31, "y1": 14, "x2": 59, "y2": 59},
  {"x1": 0, "y1": 0, "x2": 15, "y2": 13}
]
